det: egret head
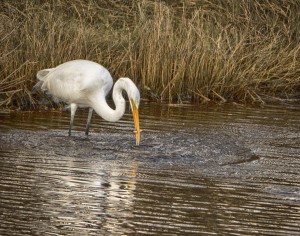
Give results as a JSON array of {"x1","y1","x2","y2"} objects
[{"x1": 119, "y1": 78, "x2": 141, "y2": 145}]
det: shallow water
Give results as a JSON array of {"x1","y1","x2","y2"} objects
[{"x1": 0, "y1": 102, "x2": 299, "y2": 235}]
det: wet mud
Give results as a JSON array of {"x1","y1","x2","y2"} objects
[{"x1": 0, "y1": 127, "x2": 258, "y2": 176}]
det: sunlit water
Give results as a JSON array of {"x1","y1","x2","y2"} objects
[{"x1": 0, "y1": 102, "x2": 299, "y2": 235}]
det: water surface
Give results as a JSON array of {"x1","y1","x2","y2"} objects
[{"x1": 0, "y1": 102, "x2": 299, "y2": 235}]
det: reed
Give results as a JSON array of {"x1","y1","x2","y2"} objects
[{"x1": 0, "y1": 0, "x2": 299, "y2": 107}]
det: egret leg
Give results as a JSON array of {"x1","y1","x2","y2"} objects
[
  {"x1": 85, "y1": 107, "x2": 93, "y2": 136},
  {"x1": 69, "y1": 103, "x2": 78, "y2": 136}
]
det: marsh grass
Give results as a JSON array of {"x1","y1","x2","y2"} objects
[{"x1": 0, "y1": 0, "x2": 299, "y2": 107}]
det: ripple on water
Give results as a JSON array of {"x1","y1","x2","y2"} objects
[{"x1": 0, "y1": 102, "x2": 300, "y2": 235}]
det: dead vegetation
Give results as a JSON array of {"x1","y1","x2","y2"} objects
[{"x1": 0, "y1": 0, "x2": 299, "y2": 107}]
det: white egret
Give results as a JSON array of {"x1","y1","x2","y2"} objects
[{"x1": 34, "y1": 60, "x2": 141, "y2": 145}]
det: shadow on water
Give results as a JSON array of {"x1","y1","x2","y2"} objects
[{"x1": 0, "y1": 102, "x2": 299, "y2": 235}]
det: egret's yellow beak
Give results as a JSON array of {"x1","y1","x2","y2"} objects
[{"x1": 130, "y1": 99, "x2": 140, "y2": 145}]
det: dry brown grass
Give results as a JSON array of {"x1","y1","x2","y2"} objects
[{"x1": 0, "y1": 0, "x2": 299, "y2": 107}]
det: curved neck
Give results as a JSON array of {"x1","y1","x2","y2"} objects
[{"x1": 90, "y1": 80, "x2": 126, "y2": 122}]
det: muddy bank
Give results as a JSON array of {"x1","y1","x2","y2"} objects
[{"x1": 0, "y1": 124, "x2": 297, "y2": 180}]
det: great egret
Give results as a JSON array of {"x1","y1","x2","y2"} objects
[{"x1": 34, "y1": 59, "x2": 141, "y2": 145}]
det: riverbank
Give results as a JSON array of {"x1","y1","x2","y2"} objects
[{"x1": 1, "y1": 0, "x2": 299, "y2": 108}]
